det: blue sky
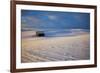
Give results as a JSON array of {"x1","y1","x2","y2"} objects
[{"x1": 21, "y1": 10, "x2": 90, "y2": 30}]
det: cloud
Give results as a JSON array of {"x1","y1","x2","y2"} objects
[
  {"x1": 47, "y1": 15, "x2": 57, "y2": 20},
  {"x1": 21, "y1": 16, "x2": 42, "y2": 27}
]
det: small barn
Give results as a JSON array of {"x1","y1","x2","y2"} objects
[{"x1": 36, "y1": 31, "x2": 45, "y2": 37}]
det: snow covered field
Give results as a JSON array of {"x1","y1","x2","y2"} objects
[{"x1": 21, "y1": 29, "x2": 90, "y2": 63}]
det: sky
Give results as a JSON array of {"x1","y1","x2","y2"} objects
[{"x1": 21, "y1": 10, "x2": 90, "y2": 30}]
